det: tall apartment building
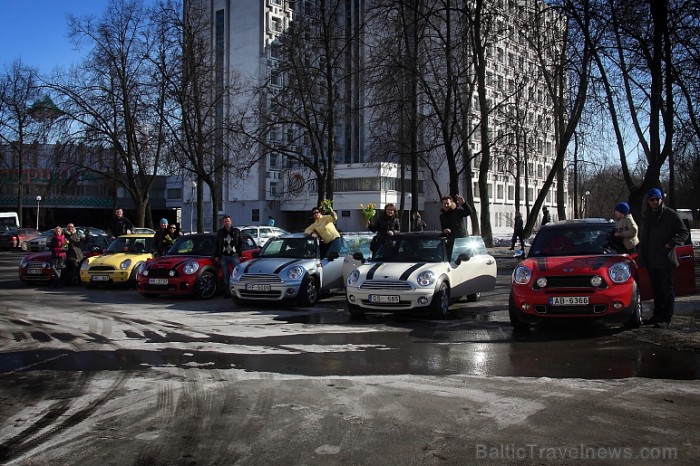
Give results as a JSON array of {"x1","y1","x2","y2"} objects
[{"x1": 187, "y1": 0, "x2": 565, "y2": 235}]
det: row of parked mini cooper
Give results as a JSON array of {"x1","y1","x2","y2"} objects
[{"x1": 18, "y1": 219, "x2": 696, "y2": 328}]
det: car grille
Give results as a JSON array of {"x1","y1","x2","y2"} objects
[
  {"x1": 89, "y1": 266, "x2": 116, "y2": 271},
  {"x1": 240, "y1": 274, "x2": 283, "y2": 283},
  {"x1": 147, "y1": 269, "x2": 176, "y2": 278},
  {"x1": 534, "y1": 275, "x2": 607, "y2": 290},
  {"x1": 359, "y1": 280, "x2": 413, "y2": 291},
  {"x1": 239, "y1": 290, "x2": 283, "y2": 299},
  {"x1": 534, "y1": 304, "x2": 608, "y2": 315}
]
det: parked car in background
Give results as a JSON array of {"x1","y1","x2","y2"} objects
[
  {"x1": 345, "y1": 233, "x2": 497, "y2": 319},
  {"x1": 80, "y1": 234, "x2": 154, "y2": 287},
  {"x1": 136, "y1": 233, "x2": 259, "y2": 299},
  {"x1": 27, "y1": 226, "x2": 109, "y2": 252},
  {"x1": 239, "y1": 225, "x2": 288, "y2": 248},
  {"x1": 229, "y1": 233, "x2": 353, "y2": 306},
  {"x1": 19, "y1": 235, "x2": 110, "y2": 286},
  {"x1": 508, "y1": 219, "x2": 696, "y2": 332},
  {"x1": 0, "y1": 228, "x2": 41, "y2": 251}
]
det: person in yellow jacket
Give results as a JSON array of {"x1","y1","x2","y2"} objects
[{"x1": 304, "y1": 206, "x2": 340, "y2": 257}]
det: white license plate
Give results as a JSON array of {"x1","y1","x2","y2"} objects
[
  {"x1": 27, "y1": 269, "x2": 43, "y2": 275},
  {"x1": 91, "y1": 275, "x2": 110, "y2": 282},
  {"x1": 149, "y1": 278, "x2": 169, "y2": 285},
  {"x1": 550, "y1": 296, "x2": 589, "y2": 306},
  {"x1": 368, "y1": 294, "x2": 400, "y2": 303},
  {"x1": 246, "y1": 283, "x2": 271, "y2": 292}
]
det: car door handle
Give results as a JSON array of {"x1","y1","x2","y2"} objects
[{"x1": 678, "y1": 254, "x2": 693, "y2": 260}]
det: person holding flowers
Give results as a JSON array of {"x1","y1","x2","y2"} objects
[
  {"x1": 368, "y1": 203, "x2": 401, "y2": 257},
  {"x1": 304, "y1": 200, "x2": 340, "y2": 258}
]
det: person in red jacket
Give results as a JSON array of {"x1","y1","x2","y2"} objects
[{"x1": 48, "y1": 225, "x2": 67, "y2": 288}]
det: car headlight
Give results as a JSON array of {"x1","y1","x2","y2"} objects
[
  {"x1": 608, "y1": 262, "x2": 631, "y2": 283},
  {"x1": 120, "y1": 259, "x2": 132, "y2": 270},
  {"x1": 183, "y1": 261, "x2": 200, "y2": 275},
  {"x1": 19, "y1": 258, "x2": 27, "y2": 268},
  {"x1": 288, "y1": 265, "x2": 305, "y2": 280},
  {"x1": 142, "y1": 269, "x2": 150, "y2": 276},
  {"x1": 230, "y1": 265, "x2": 242, "y2": 280},
  {"x1": 416, "y1": 270, "x2": 435, "y2": 287},
  {"x1": 513, "y1": 265, "x2": 532, "y2": 285},
  {"x1": 347, "y1": 269, "x2": 360, "y2": 286}
]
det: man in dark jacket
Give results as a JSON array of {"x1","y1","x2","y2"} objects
[
  {"x1": 215, "y1": 215, "x2": 243, "y2": 298},
  {"x1": 108, "y1": 207, "x2": 134, "y2": 240},
  {"x1": 638, "y1": 188, "x2": 689, "y2": 328},
  {"x1": 63, "y1": 223, "x2": 84, "y2": 286},
  {"x1": 439, "y1": 194, "x2": 472, "y2": 257}
]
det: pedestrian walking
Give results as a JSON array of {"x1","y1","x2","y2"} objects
[{"x1": 509, "y1": 211, "x2": 526, "y2": 251}]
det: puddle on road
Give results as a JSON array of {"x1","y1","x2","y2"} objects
[{"x1": 2, "y1": 325, "x2": 699, "y2": 379}]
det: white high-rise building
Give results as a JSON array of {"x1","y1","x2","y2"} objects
[{"x1": 186, "y1": 0, "x2": 565, "y2": 236}]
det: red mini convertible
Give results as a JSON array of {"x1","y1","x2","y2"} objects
[
  {"x1": 509, "y1": 219, "x2": 695, "y2": 332},
  {"x1": 136, "y1": 233, "x2": 259, "y2": 299}
]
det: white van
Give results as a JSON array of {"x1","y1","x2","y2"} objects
[{"x1": 0, "y1": 212, "x2": 20, "y2": 232}]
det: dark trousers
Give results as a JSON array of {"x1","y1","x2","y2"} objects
[{"x1": 648, "y1": 267, "x2": 675, "y2": 322}]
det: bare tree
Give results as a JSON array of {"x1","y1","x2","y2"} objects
[
  {"x1": 47, "y1": 0, "x2": 171, "y2": 228},
  {"x1": 249, "y1": 0, "x2": 363, "y2": 207},
  {"x1": 0, "y1": 61, "x2": 53, "y2": 225}
]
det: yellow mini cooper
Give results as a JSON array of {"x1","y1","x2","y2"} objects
[{"x1": 80, "y1": 234, "x2": 154, "y2": 287}]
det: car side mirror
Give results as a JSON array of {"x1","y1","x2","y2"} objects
[{"x1": 455, "y1": 253, "x2": 470, "y2": 265}]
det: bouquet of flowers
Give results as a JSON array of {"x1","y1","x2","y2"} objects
[
  {"x1": 320, "y1": 198, "x2": 334, "y2": 213},
  {"x1": 360, "y1": 203, "x2": 376, "y2": 225}
]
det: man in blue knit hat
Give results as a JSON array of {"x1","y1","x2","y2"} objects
[
  {"x1": 612, "y1": 202, "x2": 639, "y2": 253},
  {"x1": 638, "y1": 188, "x2": 688, "y2": 328}
]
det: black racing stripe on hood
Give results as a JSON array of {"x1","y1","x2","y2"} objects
[
  {"x1": 535, "y1": 257, "x2": 547, "y2": 271},
  {"x1": 275, "y1": 260, "x2": 301, "y2": 274},
  {"x1": 400, "y1": 263, "x2": 426, "y2": 281},
  {"x1": 366, "y1": 262, "x2": 383, "y2": 280},
  {"x1": 243, "y1": 260, "x2": 257, "y2": 273}
]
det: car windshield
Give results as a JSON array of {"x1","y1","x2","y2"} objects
[
  {"x1": 105, "y1": 237, "x2": 153, "y2": 254},
  {"x1": 374, "y1": 236, "x2": 445, "y2": 263},
  {"x1": 168, "y1": 236, "x2": 215, "y2": 256},
  {"x1": 528, "y1": 225, "x2": 617, "y2": 257},
  {"x1": 259, "y1": 237, "x2": 317, "y2": 259}
]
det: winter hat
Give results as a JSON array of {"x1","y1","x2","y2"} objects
[
  {"x1": 160, "y1": 218, "x2": 168, "y2": 225},
  {"x1": 647, "y1": 188, "x2": 663, "y2": 200},
  {"x1": 614, "y1": 202, "x2": 630, "y2": 215}
]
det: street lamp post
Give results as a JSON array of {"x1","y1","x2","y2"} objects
[
  {"x1": 584, "y1": 191, "x2": 590, "y2": 218},
  {"x1": 35, "y1": 196, "x2": 42, "y2": 229},
  {"x1": 190, "y1": 181, "x2": 196, "y2": 233}
]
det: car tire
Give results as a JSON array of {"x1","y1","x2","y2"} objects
[
  {"x1": 508, "y1": 295, "x2": 530, "y2": 333},
  {"x1": 429, "y1": 282, "x2": 450, "y2": 319},
  {"x1": 298, "y1": 275, "x2": 319, "y2": 306},
  {"x1": 624, "y1": 288, "x2": 642, "y2": 330},
  {"x1": 195, "y1": 271, "x2": 217, "y2": 299},
  {"x1": 467, "y1": 291, "x2": 481, "y2": 302},
  {"x1": 348, "y1": 302, "x2": 365, "y2": 319}
]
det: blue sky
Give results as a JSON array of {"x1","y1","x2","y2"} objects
[{"x1": 0, "y1": 1, "x2": 116, "y2": 74}]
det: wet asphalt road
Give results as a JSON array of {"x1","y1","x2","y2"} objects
[
  {"x1": 1, "y1": 250, "x2": 699, "y2": 380},
  {"x1": 2, "y1": 249, "x2": 700, "y2": 464}
]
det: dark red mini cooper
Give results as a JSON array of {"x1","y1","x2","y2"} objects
[{"x1": 136, "y1": 233, "x2": 259, "y2": 299}]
